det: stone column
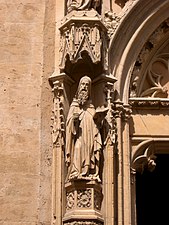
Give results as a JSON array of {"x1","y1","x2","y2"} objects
[
  {"x1": 122, "y1": 105, "x2": 132, "y2": 225},
  {"x1": 113, "y1": 102, "x2": 132, "y2": 225},
  {"x1": 131, "y1": 168, "x2": 137, "y2": 225},
  {"x1": 49, "y1": 72, "x2": 74, "y2": 225},
  {"x1": 92, "y1": 75, "x2": 117, "y2": 225},
  {"x1": 114, "y1": 101, "x2": 124, "y2": 225}
]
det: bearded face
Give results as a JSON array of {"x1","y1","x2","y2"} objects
[
  {"x1": 77, "y1": 78, "x2": 90, "y2": 106},
  {"x1": 77, "y1": 89, "x2": 89, "y2": 105}
]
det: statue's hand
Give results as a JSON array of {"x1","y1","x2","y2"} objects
[
  {"x1": 66, "y1": 161, "x2": 70, "y2": 167},
  {"x1": 94, "y1": 107, "x2": 109, "y2": 122},
  {"x1": 66, "y1": 154, "x2": 70, "y2": 167}
]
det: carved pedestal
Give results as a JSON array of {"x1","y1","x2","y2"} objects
[{"x1": 63, "y1": 180, "x2": 103, "y2": 225}]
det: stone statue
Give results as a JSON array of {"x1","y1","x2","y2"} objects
[
  {"x1": 65, "y1": 76, "x2": 107, "y2": 182},
  {"x1": 67, "y1": 0, "x2": 101, "y2": 13}
]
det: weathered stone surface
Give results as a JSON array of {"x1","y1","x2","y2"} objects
[
  {"x1": 0, "y1": 0, "x2": 46, "y2": 224},
  {"x1": 1, "y1": 0, "x2": 169, "y2": 225},
  {"x1": 131, "y1": 110, "x2": 169, "y2": 136}
]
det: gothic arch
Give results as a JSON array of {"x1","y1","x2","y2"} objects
[
  {"x1": 108, "y1": 2, "x2": 169, "y2": 225},
  {"x1": 109, "y1": 0, "x2": 169, "y2": 103}
]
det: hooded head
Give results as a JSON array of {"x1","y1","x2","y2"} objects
[{"x1": 76, "y1": 76, "x2": 92, "y2": 105}]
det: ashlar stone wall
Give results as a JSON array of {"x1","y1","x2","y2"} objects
[{"x1": 0, "y1": 0, "x2": 47, "y2": 224}]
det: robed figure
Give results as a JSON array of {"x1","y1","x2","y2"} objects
[
  {"x1": 67, "y1": 0, "x2": 100, "y2": 13},
  {"x1": 65, "y1": 76, "x2": 104, "y2": 182}
]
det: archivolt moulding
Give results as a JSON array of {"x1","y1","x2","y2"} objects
[
  {"x1": 108, "y1": 0, "x2": 169, "y2": 103},
  {"x1": 130, "y1": 20, "x2": 169, "y2": 99}
]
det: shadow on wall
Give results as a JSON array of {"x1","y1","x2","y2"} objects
[
  {"x1": 136, "y1": 154, "x2": 169, "y2": 225},
  {"x1": 115, "y1": 0, "x2": 127, "y2": 8}
]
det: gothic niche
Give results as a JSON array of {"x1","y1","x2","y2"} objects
[
  {"x1": 49, "y1": 2, "x2": 117, "y2": 224},
  {"x1": 130, "y1": 19, "x2": 169, "y2": 99},
  {"x1": 63, "y1": 74, "x2": 111, "y2": 225},
  {"x1": 49, "y1": 64, "x2": 109, "y2": 224},
  {"x1": 49, "y1": 65, "x2": 115, "y2": 225},
  {"x1": 65, "y1": 76, "x2": 108, "y2": 183}
]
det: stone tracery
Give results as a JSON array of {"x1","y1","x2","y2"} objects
[{"x1": 130, "y1": 19, "x2": 169, "y2": 99}]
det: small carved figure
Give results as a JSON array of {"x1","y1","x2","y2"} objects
[
  {"x1": 67, "y1": 0, "x2": 100, "y2": 13},
  {"x1": 65, "y1": 76, "x2": 107, "y2": 182}
]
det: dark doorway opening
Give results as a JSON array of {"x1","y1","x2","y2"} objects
[{"x1": 136, "y1": 154, "x2": 169, "y2": 225}]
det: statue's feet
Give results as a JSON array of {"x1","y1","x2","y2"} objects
[
  {"x1": 91, "y1": 174, "x2": 101, "y2": 182},
  {"x1": 69, "y1": 171, "x2": 79, "y2": 180},
  {"x1": 80, "y1": 166, "x2": 89, "y2": 176}
]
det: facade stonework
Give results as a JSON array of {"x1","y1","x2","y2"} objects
[{"x1": 1, "y1": 0, "x2": 169, "y2": 225}]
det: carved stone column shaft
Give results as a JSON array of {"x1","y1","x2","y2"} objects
[
  {"x1": 112, "y1": 102, "x2": 132, "y2": 225},
  {"x1": 49, "y1": 73, "x2": 74, "y2": 225}
]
